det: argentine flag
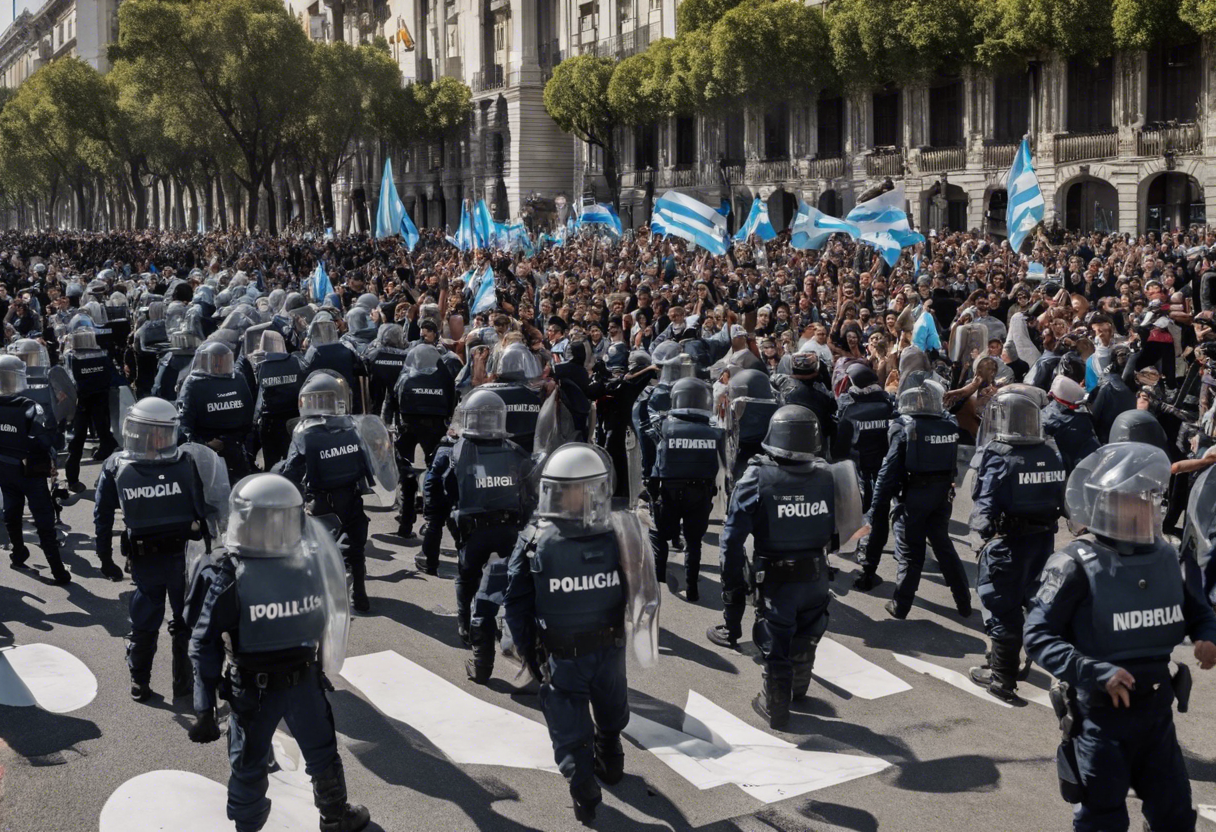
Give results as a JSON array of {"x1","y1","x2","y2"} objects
[
  {"x1": 846, "y1": 185, "x2": 925, "y2": 268},
  {"x1": 506, "y1": 221, "x2": 534, "y2": 256},
  {"x1": 470, "y1": 262, "x2": 497, "y2": 315},
  {"x1": 447, "y1": 200, "x2": 475, "y2": 251},
  {"x1": 578, "y1": 203, "x2": 622, "y2": 237},
  {"x1": 311, "y1": 261, "x2": 333, "y2": 302},
  {"x1": 375, "y1": 158, "x2": 419, "y2": 252},
  {"x1": 789, "y1": 201, "x2": 859, "y2": 251},
  {"x1": 652, "y1": 191, "x2": 728, "y2": 255},
  {"x1": 473, "y1": 199, "x2": 497, "y2": 249},
  {"x1": 734, "y1": 197, "x2": 777, "y2": 242},
  {"x1": 1006, "y1": 138, "x2": 1044, "y2": 255}
]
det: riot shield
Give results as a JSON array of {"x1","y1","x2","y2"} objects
[
  {"x1": 1184, "y1": 465, "x2": 1216, "y2": 564},
  {"x1": 625, "y1": 427, "x2": 642, "y2": 510},
  {"x1": 949, "y1": 322, "x2": 989, "y2": 363},
  {"x1": 303, "y1": 515, "x2": 351, "y2": 675},
  {"x1": 827, "y1": 459, "x2": 865, "y2": 543},
  {"x1": 533, "y1": 390, "x2": 578, "y2": 456},
  {"x1": 109, "y1": 386, "x2": 137, "y2": 443},
  {"x1": 612, "y1": 510, "x2": 660, "y2": 668},
  {"x1": 353, "y1": 414, "x2": 400, "y2": 506},
  {"x1": 724, "y1": 398, "x2": 742, "y2": 484},
  {"x1": 180, "y1": 442, "x2": 232, "y2": 539},
  {"x1": 956, "y1": 443, "x2": 976, "y2": 490},
  {"x1": 46, "y1": 365, "x2": 76, "y2": 423}
]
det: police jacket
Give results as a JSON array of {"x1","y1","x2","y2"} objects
[
  {"x1": 364, "y1": 345, "x2": 408, "y2": 417},
  {"x1": 177, "y1": 373, "x2": 255, "y2": 442},
  {"x1": 188, "y1": 552, "x2": 326, "y2": 713},
  {"x1": 1087, "y1": 375, "x2": 1137, "y2": 444},
  {"x1": 151, "y1": 351, "x2": 195, "y2": 402},
  {"x1": 64, "y1": 348, "x2": 114, "y2": 397},
  {"x1": 652, "y1": 411, "x2": 722, "y2": 482},
  {"x1": 1025, "y1": 351, "x2": 1064, "y2": 391},
  {"x1": 279, "y1": 417, "x2": 373, "y2": 495},
  {"x1": 832, "y1": 390, "x2": 896, "y2": 471},
  {"x1": 0, "y1": 393, "x2": 54, "y2": 466},
  {"x1": 970, "y1": 441, "x2": 1065, "y2": 533},
  {"x1": 94, "y1": 452, "x2": 208, "y2": 558},
  {"x1": 480, "y1": 382, "x2": 542, "y2": 446},
  {"x1": 394, "y1": 367, "x2": 456, "y2": 423},
  {"x1": 304, "y1": 343, "x2": 366, "y2": 413},
  {"x1": 234, "y1": 354, "x2": 258, "y2": 400},
  {"x1": 1042, "y1": 401, "x2": 1100, "y2": 474},
  {"x1": 1025, "y1": 536, "x2": 1216, "y2": 708},
  {"x1": 770, "y1": 374, "x2": 837, "y2": 451},
  {"x1": 872, "y1": 414, "x2": 959, "y2": 508},
  {"x1": 444, "y1": 436, "x2": 532, "y2": 528},
  {"x1": 254, "y1": 353, "x2": 306, "y2": 419},
  {"x1": 134, "y1": 322, "x2": 167, "y2": 389}
]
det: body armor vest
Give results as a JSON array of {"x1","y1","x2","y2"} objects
[
  {"x1": 530, "y1": 524, "x2": 625, "y2": 638},
  {"x1": 114, "y1": 455, "x2": 205, "y2": 538},
  {"x1": 750, "y1": 458, "x2": 836, "y2": 558}
]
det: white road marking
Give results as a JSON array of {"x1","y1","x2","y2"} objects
[
  {"x1": 0, "y1": 643, "x2": 96, "y2": 713},
  {"x1": 1198, "y1": 804, "x2": 1216, "y2": 824},
  {"x1": 340, "y1": 650, "x2": 558, "y2": 772},
  {"x1": 623, "y1": 690, "x2": 890, "y2": 803},
  {"x1": 892, "y1": 653, "x2": 1014, "y2": 708},
  {"x1": 815, "y1": 638, "x2": 912, "y2": 700}
]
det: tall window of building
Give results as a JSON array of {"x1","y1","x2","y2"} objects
[
  {"x1": 872, "y1": 89, "x2": 901, "y2": 147},
  {"x1": 817, "y1": 96, "x2": 843, "y2": 158},
  {"x1": 723, "y1": 111, "x2": 744, "y2": 163},
  {"x1": 929, "y1": 79, "x2": 963, "y2": 147},
  {"x1": 635, "y1": 123, "x2": 658, "y2": 170},
  {"x1": 763, "y1": 103, "x2": 789, "y2": 160},
  {"x1": 1146, "y1": 42, "x2": 1201, "y2": 123},
  {"x1": 1067, "y1": 56, "x2": 1113, "y2": 132},
  {"x1": 993, "y1": 71, "x2": 1030, "y2": 143},
  {"x1": 675, "y1": 116, "x2": 696, "y2": 166}
]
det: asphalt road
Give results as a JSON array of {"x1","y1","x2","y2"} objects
[{"x1": 2, "y1": 447, "x2": 1215, "y2": 832}]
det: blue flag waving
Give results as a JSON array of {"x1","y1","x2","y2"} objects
[
  {"x1": 311, "y1": 260, "x2": 333, "y2": 302},
  {"x1": 652, "y1": 191, "x2": 729, "y2": 255},
  {"x1": 734, "y1": 197, "x2": 777, "y2": 242},
  {"x1": 1006, "y1": 138, "x2": 1044, "y2": 255},
  {"x1": 375, "y1": 158, "x2": 419, "y2": 252},
  {"x1": 846, "y1": 185, "x2": 925, "y2": 268},
  {"x1": 447, "y1": 200, "x2": 474, "y2": 251},
  {"x1": 788, "y1": 201, "x2": 858, "y2": 251},
  {"x1": 470, "y1": 262, "x2": 497, "y2": 315},
  {"x1": 577, "y1": 203, "x2": 622, "y2": 237}
]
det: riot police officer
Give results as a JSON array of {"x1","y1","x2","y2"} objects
[
  {"x1": 177, "y1": 342, "x2": 255, "y2": 483},
  {"x1": 95, "y1": 397, "x2": 218, "y2": 701},
  {"x1": 0, "y1": 356, "x2": 70, "y2": 583},
  {"x1": 9, "y1": 338, "x2": 73, "y2": 436},
  {"x1": 723, "y1": 368, "x2": 781, "y2": 490},
  {"x1": 502, "y1": 444, "x2": 634, "y2": 823},
  {"x1": 425, "y1": 389, "x2": 532, "y2": 680},
  {"x1": 707, "y1": 405, "x2": 862, "y2": 729},
  {"x1": 770, "y1": 351, "x2": 837, "y2": 453},
  {"x1": 1025, "y1": 443, "x2": 1216, "y2": 832},
  {"x1": 480, "y1": 342, "x2": 544, "y2": 449},
  {"x1": 1108, "y1": 408, "x2": 1170, "y2": 453},
  {"x1": 151, "y1": 329, "x2": 201, "y2": 402},
  {"x1": 303, "y1": 317, "x2": 367, "y2": 414},
  {"x1": 871, "y1": 379, "x2": 972, "y2": 619},
  {"x1": 187, "y1": 474, "x2": 371, "y2": 832},
  {"x1": 63, "y1": 327, "x2": 120, "y2": 491},
  {"x1": 1088, "y1": 344, "x2": 1136, "y2": 443},
  {"x1": 391, "y1": 342, "x2": 456, "y2": 540},
  {"x1": 832, "y1": 364, "x2": 897, "y2": 591},
  {"x1": 132, "y1": 300, "x2": 169, "y2": 398},
  {"x1": 588, "y1": 348, "x2": 654, "y2": 501},
  {"x1": 1043, "y1": 376, "x2": 1100, "y2": 476},
  {"x1": 341, "y1": 307, "x2": 377, "y2": 357},
  {"x1": 278, "y1": 372, "x2": 377, "y2": 612},
  {"x1": 966, "y1": 391, "x2": 1066, "y2": 703},
  {"x1": 364, "y1": 323, "x2": 409, "y2": 418},
  {"x1": 647, "y1": 377, "x2": 723, "y2": 602},
  {"x1": 252, "y1": 330, "x2": 305, "y2": 470},
  {"x1": 632, "y1": 341, "x2": 692, "y2": 485}
]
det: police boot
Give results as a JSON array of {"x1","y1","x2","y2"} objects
[
  {"x1": 126, "y1": 632, "x2": 157, "y2": 701},
  {"x1": 685, "y1": 569, "x2": 700, "y2": 603},
  {"x1": 969, "y1": 639, "x2": 1021, "y2": 705},
  {"x1": 706, "y1": 624, "x2": 739, "y2": 649},
  {"x1": 570, "y1": 776, "x2": 602, "y2": 824},
  {"x1": 349, "y1": 562, "x2": 370, "y2": 613},
  {"x1": 465, "y1": 630, "x2": 494, "y2": 684},
  {"x1": 752, "y1": 668, "x2": 791, "y2": 730},
  {"x1": 171, "y1": 629, "x2": 193, "y2": 700},
  {"x1": 8, "y1": 537, "x2": 29, "y2": 570},
  {"x1": 39, "y1": 531, "x2": 71, "y2": 584},
  {"x1": 791, "y1": 639, "x2": 819, "y2": 702},
  {"x1": 313, "y1": 761, "x2": 370, "y2": 832},
  {"x1": 593, "y1": 731, "x2": 625, "y2": 785},
  {"x1": 853, "y1": 569, "x2": 884, "y2": 591}
]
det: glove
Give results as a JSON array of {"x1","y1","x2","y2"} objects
[
  {"x1": 99, "y1": 557, "x2": 123, "y2": 581},
  {"x1": 188, "y1": 708, "x2": 221, "y2": 744}
]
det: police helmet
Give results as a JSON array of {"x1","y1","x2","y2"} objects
[
  {"x1": 762, "y1": 404, "x2": 822, "y2": 461},
  {"x1": 378, "y1": 324, "x2": 406, "y2": 350},
  {"x1": 537, "y1": 442, "x2": 615, "y2": 534},
  {"x1": 897, "y1": 379, "x2": 945, "y2": 416},
  {"x1": 259, "y1": 329, "x2": 286, "y2": 354},
  {"x1": 122, "y1": 396, "x2": 179, "y2": 461},
  {"x1": 84, "y1": 301, "x2": 108, "y2": 325},
  {"x1": 194, "y1": 342, "x2": 234, "y2": 377},
  {"x1": 146, "y1": 301, "x2": 166, "y2": 323},
  {"x1": 670, "y1": 377, "x2": 713, "y2": 414},
  {"x1": 216, "y1": 290, "x2": 233, "y2": 309},
  {"x1": 356, "y1": 293, "x2": 380, "y2": 312},
  {"x1": 660, "y1": 353, "x2": 697, "y2": 384},
  {"x1": 406, "y1": 343, "x2": 442, "y2": 374},
  {"x1": 651, "y1": 341, "x2": 683, "y2": 365},
  {"x1": 627, "y1": 349, "x2": 652, "y2": 374},
  {"x1": 170, "y1": 330, "x2": 200, "y2": 351},
  {"x1": 0, "y1": 354, "x2": 27, "y2": 394},
  {"x1": 298, "y1": 370, "x2": 352, "y2": 418},
  {"x1": 71, "y1": 329, "x2": 99, "y2": 351},
  {"x1": 729, "y1": 368, "x2": 775, "y2": 401},
  {"x1": 496, "y1": 343, "x2": 542, "y2": 383},
  {"x1": 987, "y1": 391, "x2": 1044, "y2": 445},
  {"x1": 846, "y1": 363, "x2": 880, "y2": 391},
  {"x1": 225, "y1": 473, "x2": 305, "y2": 558},
  {"x1": 65, "y1": 282, "x2": 84, "y2": 300},
  {"x1": 605, "y1": 342, "x2": 630, "y2": 371},
  {"x1": 68, "y1": 312, "x2": 95, "y2": 332},
  {"x1": 308, "y1": 317, "x2": 339, "y2": 346},
  {"x1": 1066, "y1": 442, "x2": 1170, "y2": 545},
  {"x1": 109, "y1": 291, "x2": 128, "y2": 309},
  {"x1": 1108, "y1": 409, "x2": 1169, "y2": 452},
  {"x1": 1049, "y1": 376, "x2": 1085, "y2": 408},
  {"x1": 267, "y1": 289, "x2": 287, "y2": 315},
  {"x1": 10, "y1": 338, "x2": 49, "y2": 370},
  {"x1": 453, "y1": 388, "x2": 508, "y2": 439},
  {"x1": 789, "y1": 351, "x2": 820, "y2": 376},
  {"x1": 346, "y1": 308, "x2": 375, "y2": 339},
  {"x1": 284, "y1": 292, "x2": 307, "y2": 314}
]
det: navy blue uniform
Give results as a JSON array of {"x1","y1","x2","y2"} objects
[
  {"x1": 632, "y1": 382, "x2": 672, "y2": 484},
  {"x1": 480, "y1": 382, "x2": 542, "y2": 450},
  {"x1": 727, "y1": 398, "x2": 780, "y2": 488},
  {"x1": 1088, "y1": 376, "x2": 1137, "y2": 444},
  {"x1": 252, "y1": 352, "x2": 305, "y2": 469},
  {"x1": 95, "y1": 453, "x2": 208, "y2": 693},
  {"x1": 872, "y1": 414, "x2": 971, "y2": 615},
  {"x1": 720, "y1": 457, "x2": 835, "y2": 705},
  {"x1": 833, "y1": 389, "x2": 896, "y2": 570},
  {"x1": 647, "y1": 411, "x2": 722, "y2": 586},
  {"x1": 64, "y1": 347, "x2": 120, "y2": 484},
  {"x1": 391, "y1": 366, "x2": 455, "y2": 536},
  {"x1": 151, "y1": 350, "x2": 195, "y2": 402},
  {"x1": 1026, "y1": 538, "x2": 1216, "y2": 831},
  {"x1": 1043, "y1": 401, "x2": 1100, "y2": 475},
  {"x1": 133, "y1": 320, "x2": 168, "y2": 398},
  {"x1": 0, "y1": 393, "x2": 66, "y2": 578},
  {"x1": 177, "y1": 373, "x2": 255, "y2": 482},
  {"x1": 303, "y1": 343, "x2": 367, "y2": 414}
]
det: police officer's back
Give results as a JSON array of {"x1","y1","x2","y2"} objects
[
  {"x1": 724, "y1": 368, "x2": 781, "y2": 488},
  {"x1": 1043, "y1": 376, "x2": 1100, "y2": 475},
  {"x1": 133, "y1": 301, "x2": 169, "y2": 398},
  {"x1": 364, "y1": 323, "x2": 409, "y2": 418},
  {"x1": 391, "y1": 342, "x2": 456, "y2": 540},
  {"x1": 1025, "y1": 443, "x2": 1216, "y2": 831},
  {"x1": 770, "y1": 351, "x2": 837, "y2": 453},
  {"x1": 480, "y1": 342, "x2": 544, "y2": 449},
  {"x1": 177, "y1": 342, "x2": 255, "y2": 483},
  {"x1": 252, "y1": 329, "x2": 305, "y2": 469},
  {"x1": 303, "y1": 317, "x2": 367, "y2": 414},
  {"x1": 152, "y1": 329, "x2": 200, "y2": 402},
  {"x1": 63, "y1": 327, "x2": 120, "y2": 490}
]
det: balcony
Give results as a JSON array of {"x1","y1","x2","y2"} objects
[
  {"x1": 1054, "y1": 130, "x2": 1117, "y2": 164},
  {"x1": 1136, "y1": 122, "x2": 1202, "y2": 157},
  {"x1": 748, "y1": 158, "x2": 796, "y2": 183},
  {"x1": 472, "y1": 65, "x2": 504, "y2": 92},
  {"x1": 657, "y1": 165, "x2": 697, "y2": 188},
  {"x1": 806, "y1": 156, "x2": 845, "y2": 180},
  {"x1": 866, "y1": 147, "x2": 904, "y2": 178},
  {"x1": 919, "y1": 146, "x2": 966, "y2": 174},
  {"x1": 983, "y1": 142, "x2": 1017, "y2": 169}
]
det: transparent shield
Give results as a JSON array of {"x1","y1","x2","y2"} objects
[
  {"x1": 47, "y1": 365, "x2": 76, "y2": 423},
  {"x1": 180, "y1": 442, "x2": 232, "y2": 539},
  {"x1": 612, "y1": 510, "x2": 660, "y2": 669},
  {"x1": 304, "y1": 515, "x2": 350, "y2": 675},
  {"x1": 354, "y1": 414, "x2": 399, "y2": 506},
  {"x1": 828, "y1": 459, "x2": 866, "y2": 543}
]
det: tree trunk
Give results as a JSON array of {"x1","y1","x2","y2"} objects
[
  {"x1": 185, "y1": 180, "x2": 199, "y2": 232},
  {"x1": 320, "y1": 168, "x2": 337, "y2": 230},
  {"x1": 171, "y1": 177, "x2": 186, "y2": 230},
  {"x1": 263, "y1": 170, "x2": 278, "y2": 236},
  {"x1": 203, "y1": 173, "x2": 215, "y2": 233},
  {"x1": 215, "y1": 174, "x2": 228, "y2": 232}
]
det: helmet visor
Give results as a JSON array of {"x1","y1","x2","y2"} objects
[
  {"x1": 988, "y1": 393, "x2": 1043, "y2": 444},
  {"x1": 123, "y1": 418, "x2": 178, "y2": 461},
  {"x1": 537, "y1": 473, "x2": 613, "y2": 533}
]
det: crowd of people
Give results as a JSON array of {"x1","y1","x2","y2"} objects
[{"x1": 3, "y1": 218, "x2": 1216, "y2": 831}]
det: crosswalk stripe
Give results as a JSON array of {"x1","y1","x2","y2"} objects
[
  {"x1": 1198, "y1": 805, "x2": 1216, "y2": 824},
  {"x1": 892, "y1": 653, "x2": 1014, "y2": 708},
  {"x1": 815, "y1": 638, "x2": 912, "y2": 700},
  {"x1": 340, "y1": 650, "x2": 559, "y2": 772},
  {"x1": 623, "y1": 690, "x2": 890, "y2": 803},
  {"x1": 0, "y1": 643, "x2": 96, "y2": 713}
]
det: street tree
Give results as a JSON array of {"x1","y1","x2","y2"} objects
[
  {"x1": 711, "y1": 0, "x2": 833, "y2": 104},
  {"x1": 543, "y1": 54, "x2": 622, "y2": 208}
]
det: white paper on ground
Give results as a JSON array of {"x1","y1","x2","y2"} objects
[
  {"x1": 340, "y1": 650, "x2": 558, "y2": 772},
  {"x1": 0, "y1": 644, "x2": 96, "y2": 713},
  {"x1": 99, "y1": 731, "x2": 319, "y2": 832},
  {"x1": 814, "y1": 638, "x2": 912, "y2": 700},
  {"x1": 891, "y1": 653, "x2": 1013, "y2": 709},
  {"x1": 623, "y1": 690, "x2": 890, "y2": 803}
]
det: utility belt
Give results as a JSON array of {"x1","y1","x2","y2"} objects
[
  {"x1": 457, "y1": 510, "x2": 521, "y2": 538},
  {"x1": 121, "y1": 529, "x2": 196, "y2": 558},
  {"x1": 905, "y1": 471, "x2": 953, "y2": 490},
  {"x1": 752, "y1": 550, "x2": 825, "y2": 586},
  {"x1": 542, "y1": 624, "x2": 624, "y2": 659},
  {"x1": 0, "y1": 451, "x2": 53, "y2": 477},
  {"x1": 228, "y1": 659, "x2": 317, "y2": 691},
  {"x1": 995, "y1": 514, "x2": 1058, "y2": 537},
  {"x1": 402, "y1": 415, "x2": 447, "y2": 431}
]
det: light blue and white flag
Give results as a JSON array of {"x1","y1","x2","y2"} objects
[
  {"x1": 912, "y1": 307, "x2": 941, "y2": 352},
  {"x1": 788, "y1": 200, "x2": 859, "y2": 251},
  {"x1": 447, "y1": 200, "x2": 474, "y2": 251},
  {"x1": 311, "y1": 260, "x2": 333, "y2": 302},
  {"x1": 846, "y1": 185, "x2": 925, "y2": 268},
  {"x1": 506, "y1": 221, "x2": 534, "y2": 256},
  {"x1": 717, "y1": 199, "x2": 731, "y2": 218},
  {"x1": 734, "y1": 196, "x2": 777, "y2": 242},
  {"x1": 652, "y1": 190, "x2": 728, "y2": 255},
  {"x1": 473, "y1": 199, "x2": 499, "y2": 249},
  {"x1": 1006, "y1": 138, "x2": 1044, "y2": 255},
  {"x1": 375, "y1": 158, "x2": 420, "y2": 251},
  {"x1": 578, "y1": 202, "x2": 622, "y2": 236},
  {"x1": 470, "y1": 262, "x2": 497, "y2": 315}
]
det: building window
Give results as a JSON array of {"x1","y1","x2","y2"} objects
[
  {"x1": 587, "y1": 142, "x2": 604, "y2": 172},
  {"x1": 494, "y1": 19, "x2": 506, "y2": 53},
  {"x1": 650, "y1": 0, "x2": 661, "y2": 12},
  {"x1": 1067, "y1": 56, "x2": 1113, "y2": 133},
  {"x1": 817, "y1": 96, "x2": 843, "y2": 158},
  {"x1": 928, "y1": 79, "x2": 963, "y2": 147},
  {"x1": 993, "y1": 71, "x2": 1029, "y2": 143},
  {"x1": 872, "y1": 89, "x2": 901, "y2": 147},
  {"x1": 447, "y1": 27, "x2": 459, "y2": 57},
  {"x1": 763, "y1": 103, "x2": 789, "y2": 160},
  {"x1": 635, "y1": 123, "x2": 658, "y2": 170},
  {"x1": 1146, "y1": 42, "x2": 1201, "y2": 123},
  {"x1": 675, "y1": 116, "x2": 696, "y2": 165},
  {"x1": 722, "y1": 111, "x2": 744, "y2": 163}
]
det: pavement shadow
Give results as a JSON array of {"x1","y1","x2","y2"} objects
[
  {"x1": 658, "y1": 629, "x2": 739, "y2": 675},
  {"x1": 363, "y1": 596, "x2": 466, "y2": 650},
  {"x1": 829, "y1": 599, "x2": 987, "y2": 660},
  {"x1": 886, "y1": 752, "x2": 1001, "y2": 793},
  {"x1": 796, "y1": 801, "x2": 880, "y2": 831},
  {"x1": 0, "y1": 585, "x2": 53, "y2": 639},
  {"x1": 0, "y1": 704, "x2": 102, "y2": 765}
]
